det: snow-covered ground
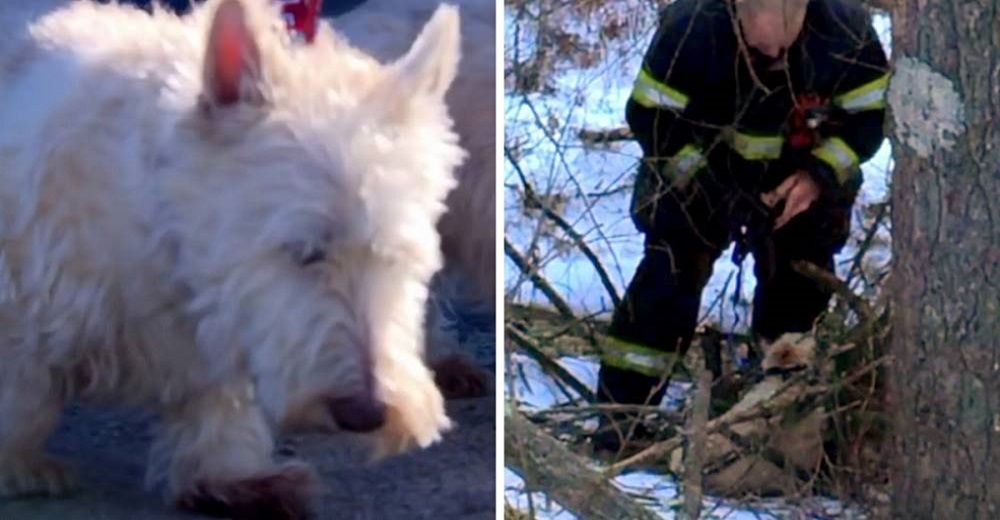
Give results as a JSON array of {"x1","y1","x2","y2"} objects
[{"x1": 504, "y1": 6, "x2": 893, "y2": 518}]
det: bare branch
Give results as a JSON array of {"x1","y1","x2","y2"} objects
[
  {"x1": 506, "y1": 407, "x2": 662, "y2": 520},
  {"x1": 682, "y1": 369, "x2": 712, "y2": 520},
  {"x1": 504, "y1": 235, "x2": 576, "y2": 321},
  {"x1": 506, "y1": 323, "x2": 596, "y2": 403},
  {"x1": 792, "y1": 260, "x2": 874, "y2": 322},
  {"x1": 578, "y1": 126, "x2": 633, "y2": 144},
  {"x1": 506, "y1": 147, "x2": 622, "y2": 308}
]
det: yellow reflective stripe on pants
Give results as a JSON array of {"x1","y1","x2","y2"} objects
[
  {"x1": 834, "y1": 73, "x2": 890, "y2": 112},
  {"x1": 630, "y1": 66, "x2": 689, "y2": 111},
  {"x1": 601, "y1": 336, "x2": 678, "y2": 378},
  {"x1": 730, "y1": 131, "x2": 784, "y2": 160},
  {"x1": 813, "y1": 137, "x2": 860, "y2": 184}
]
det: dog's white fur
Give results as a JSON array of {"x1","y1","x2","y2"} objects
[
  {"x1": 276, "y1": 1, "x2": 496, "y2": 434},
  {"x1": 669, "y1": 332, "x2": 825, "y2": 496},
  {"x1": 0, "y1": 0, "x2": 463, "y2": 508},
  {"x1": 330, "y1": 0, "x2": 496, "y2": 357},
  {"x1": 761, "y1": 332, "x2": 817, "y2": 373}
]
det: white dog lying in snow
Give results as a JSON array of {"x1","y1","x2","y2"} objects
[{"x1": 0, "y1": 0, "x2": 465, "y2": 516}]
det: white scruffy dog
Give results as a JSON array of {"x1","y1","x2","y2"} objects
[
  {"x1": 0, "y1": 0, "x2": 463, "y2": 516},
  {"x1": 330, "y1": 0, "x2": 495, "y2": 401}
]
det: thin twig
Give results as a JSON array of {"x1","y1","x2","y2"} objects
[
  {"x1": 504, "y1": 235, "x2": 577, "y2": 321},
  {"x1": 578, "y1": 126, "x2": 633, "y2": 144},
  {"x1": 507, "y1": 323, "x2": 596, "y2": 403},
  {"x1": 792, "y1": 260, "x2": 874, "y2": 322},
  {"x1": 845, "y1": 202, "x2": 890, "y2": 286},
  {"x1": 536, "y1": 402, "x2": 684, "y2": 419},
  {"x1": 507, "y1": 147, "x2": 622, "y2": 308}
]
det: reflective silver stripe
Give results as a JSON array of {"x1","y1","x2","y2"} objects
[
  {"x1": 601, "y1": 337, "x2": 678, "y2": 377},
  {"x1": 834, "y1": 73, "x2": 890, "y2": 112},
  {"x1": 731, "y1": 131, "x2": 784, "y2": 160},
  {"x1": 812, "y1": 137, "x2": 860, "y2": 184},
  {"x1": 631, "y1": 67, "x2": 689, "y2": 111},
  {"x1": 669, "y1": 144, "x2": 706, "y2": 177}
]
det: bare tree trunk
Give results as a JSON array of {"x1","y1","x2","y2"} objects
[{"x1": 887, "y1": 1, "x2": 1000, "y2": 518}]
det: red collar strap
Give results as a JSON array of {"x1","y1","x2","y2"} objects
[{"x1": 276, "y1": 0, "x2": 323, "y2": 44}]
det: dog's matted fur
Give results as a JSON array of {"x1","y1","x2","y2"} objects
[
  {"x1": 332, "y1": 0, "x2": 495, "y2": 301},
  {"x1": 0, "y1": 0, "x2": 465, "y2": 515},
  {"x1": 329, "y1": 0, "x2": 496, "y2": 401}
]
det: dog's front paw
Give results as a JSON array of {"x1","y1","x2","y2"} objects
[
  {"x1": 432, "y1": 354, "x2": 490, "y2": 399},
  {"x1": 0, "y1": 454, "x2": 77, "y2": 498},
  {"x1": 175, "y1": 462, "x2": 319, "y2": 520}
]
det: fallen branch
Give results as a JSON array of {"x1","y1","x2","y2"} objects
[
  {"x1": 605, "y1": 385, "x2": 791, "y2": 477},
  {"x1": 577, "y1": 126, "x2": 633, "y2": 144},
  {"x1": 507, "y1": 323, "x2": 596, "y2": 403},
  {"x1": 605, "y1": 355, "x2": 891, "y2": 477},
  {"x1": 531, "y1": 403, "x2": 683, "y2": 423},
  {"x1": 506, "y1": 406, "x2": 661, "y2": 520},
  {"x1": 792, "y1": 260, "x2": 874, "y2": 323}
]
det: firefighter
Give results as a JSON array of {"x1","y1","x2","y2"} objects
[{"x1": 593, "y1": 0, "x2": 889, "y2": 453}]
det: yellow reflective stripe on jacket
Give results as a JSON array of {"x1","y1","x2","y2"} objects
[
  {"x1": 730, "y1": 131, "x2": 784, "y2": 160},
  {"x1": 813, "y1": 137, "x2": 860, "y2": 184},
  {"x1": 631, "y1": 66, "x2": 690, "y2": 111},
  {"x1": 668, "y1": 144, "x2": 706, "y2": 178},
  {"x1": 601, "y1": 336, "x2": 678, "y2": 378},
  {"x1": 834, "y1": 72, "x2": 890, "y2": 112}
]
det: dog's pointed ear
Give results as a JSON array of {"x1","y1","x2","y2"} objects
[
  {"x1": 201, "y1": 0, "x2": 264, "y2": 108},
  {"x1": 378, "y1": 5, "x2": 460, "y2": 109}
]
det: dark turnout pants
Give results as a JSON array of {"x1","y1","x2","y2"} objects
[{"x1": 597, "y1": 168, "x2": 857, "y2": 412}]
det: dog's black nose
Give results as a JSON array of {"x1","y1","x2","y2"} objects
[{"x1": 327, "y1": 394, "x2": 386, "y2": 432}]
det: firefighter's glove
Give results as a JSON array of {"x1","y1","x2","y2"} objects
[{"x1": 761, "y1": 170, "x2": 821, "y2": 231}]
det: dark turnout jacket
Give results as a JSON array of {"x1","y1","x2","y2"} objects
[{"x1": 626, "y1": 0, "x2": 889, "y2": 197}]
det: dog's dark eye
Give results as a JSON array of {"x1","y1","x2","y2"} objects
[
  {"x1": 297, "y1": 247, "x2": 326, "y2": 266},
  {"x1": 285, "y1": 241, "x2": 327, "y2": 267}
]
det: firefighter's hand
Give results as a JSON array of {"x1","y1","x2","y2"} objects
[{"x1": 761, "y1": 171, "x2": 821, "y2": 230}]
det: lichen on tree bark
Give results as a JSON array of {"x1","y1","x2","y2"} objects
[{"x1": 887, "y1": 56, "x2": 967, "y2": 159}]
